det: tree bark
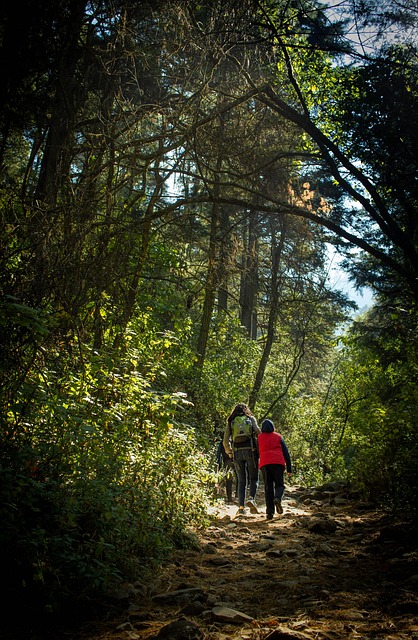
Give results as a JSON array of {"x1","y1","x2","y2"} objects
[
  {"x1": 217, "y1": 207, "x2": 230, "y2": 313},
  {"x1": 195, "y1": 194, "x2": 221, "y2": 371},
  {"x1": 34, "y1": 0, "x2": 87, "y2": 206},
  {"x1": 249, "y1": 215, "x2": 286, "y2": 409},
  {"x1": 240, "y1": 210, "x2": 259, "y2": 339}
]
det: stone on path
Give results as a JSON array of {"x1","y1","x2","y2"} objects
[
  {"x1": 264, "y1": 626, "x2": 314, "y2": 639},
  {"x1": 308, "y1": 517, "x2": 337, "y2": 534},
  {"x1": 154, "y1": 617, "x2": 204, "y2": 639},
  {"x1": 207, "y1": 555, "x2": 232, "y2": 566},
  {"x1": 152, "y1": 587, "x2": 207, "y2": 604},
  {"x1": 212, "y1": 605, "x2": 255, "y2": 623}
]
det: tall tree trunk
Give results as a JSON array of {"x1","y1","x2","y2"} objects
[
  {"x1": 240, "y1": 210, "x2": 259, "y2": 339},
  {"x1": 249, "y1": 216, "x2": 286, "y2": 410},
  {"x1": 34, "y1": 0, "x2": 87, "y2": 206},
  {"x1": 217, "y1": 207, "x2": 231, "y2": 313},
  {"x1": 195, "y1": 151, "x2": 223, "y2": 371},
  {"x1": 195, "y1": 199, "x2": 220, "y2": 371}
]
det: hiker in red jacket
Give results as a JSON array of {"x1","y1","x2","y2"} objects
[{"x1": 258, "y1": 419, "x2": 292, "y2": 520}]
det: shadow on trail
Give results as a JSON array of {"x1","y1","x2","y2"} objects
[
  {"x1": 153, "y1": 484, "x2": 418, "y2": 639},
  {"x1": 7, "y1": 484, "x2": 417, "y2": 640}
]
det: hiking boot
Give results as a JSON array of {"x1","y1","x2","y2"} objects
[
  {"x1": 246, "y1": 497, "x2": 259, "y2": 514},
  {"x1": 266, "y1": 513, "x2": 273, "y2": 521},
  {"x1": 274, "y1": 498, "x2": 283, "y2": 514},
  {"x1": 237, "y1": 506, "x2": 246, "y2": 516}
]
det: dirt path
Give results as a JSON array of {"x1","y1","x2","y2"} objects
[{"x1": 77, "y1": 484, "x2": 418, "y2": 639}]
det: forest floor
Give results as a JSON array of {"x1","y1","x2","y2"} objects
[{"x1": 69, "y1": 482, "x2": 418, "y2": 640}]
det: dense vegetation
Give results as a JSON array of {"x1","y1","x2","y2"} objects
[{"x1": 1, "y1": 0, "x2": 417, "y2": 624}]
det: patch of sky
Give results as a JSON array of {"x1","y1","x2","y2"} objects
[{"x1": 327, "y1": 244, "x2": 374, "y2": 312}]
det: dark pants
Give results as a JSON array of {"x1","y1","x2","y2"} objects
[
  {"x1": 234, "y1": 447, "x2": 259, "y2": 507},
  {"x1": 261, "y1": 464, "x2": 285, "y2": 516}
]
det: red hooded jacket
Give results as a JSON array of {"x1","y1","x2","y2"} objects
[{"x1": 258, "y1": 431, "x2": 286, "y2": 468}]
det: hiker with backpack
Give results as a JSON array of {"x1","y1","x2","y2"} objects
[
  {"x1": 223, "y1": 403, "x2": 261, "y2": 516},
  {"x1": 258, "y1": 418, "x2": 292, "y2": 520}
]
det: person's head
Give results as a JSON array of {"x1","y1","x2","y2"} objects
[
  {"x1": 261, "y1": 419, "x2": 274, "y2": 433},
  {"x1": 235, "y1": 402, "x2": 251, "y2": 416},
  {"x1": 228, "y1": 402, "x2": 252, "y2": 422}
]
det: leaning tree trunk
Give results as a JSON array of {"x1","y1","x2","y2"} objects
[{"x1": 249, "y1": 215, "x2": 286, "y2": 410}]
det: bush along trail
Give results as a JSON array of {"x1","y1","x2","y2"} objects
[{"x1": 28, "y1": 483, "x2": 418, "y2": 640}]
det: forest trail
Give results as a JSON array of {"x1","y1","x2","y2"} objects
[{"x1": 75, "y1": 484, "x2": 418, "y2": 640}]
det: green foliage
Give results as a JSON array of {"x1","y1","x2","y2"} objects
[
  {"x1": 345, "y1": 309, "x2": 418, "y2": 513},
  {"x1": 198, "y1": 315, "x2": 262, "y2": 431},
  {"x1": 311, "y1": 302, "x2": 418, "y2": 514},
  {"x1": 0, "y1": 328, "x2": 211, "y2": 615},
  {"x1": 254, "y1": 296, "x2": 418, "y2": 514},
  {"x1": 282, "y1": 394, "x2": 346, "y2": 485}
]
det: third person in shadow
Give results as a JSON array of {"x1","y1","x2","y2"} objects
[{"x1": 216, "y1": 439, "x2": 237, "y2": 504}]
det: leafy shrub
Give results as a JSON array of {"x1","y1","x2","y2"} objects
[{"x1": 0, "y1": 334, "x2": 211, "y2": 620}]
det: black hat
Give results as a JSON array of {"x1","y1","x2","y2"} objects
[{"x1": 261, "y1": 419, "x2": 274, "y2": 432}]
